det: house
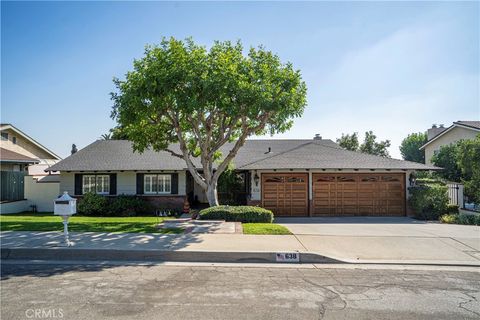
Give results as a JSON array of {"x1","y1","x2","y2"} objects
[
  {"x1": 420, "y1": 121, "x2": 480, "y2": 165},
  {"x1": 0, "y1": 124, "x2": 61, "y2": 213},
  {"x1": 46, "y1": 136, "x2": 438, "y2": 217}
]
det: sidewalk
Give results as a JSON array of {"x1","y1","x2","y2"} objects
[{"x1": 1, "y1": 230, "x2": 479, "y2": 266}]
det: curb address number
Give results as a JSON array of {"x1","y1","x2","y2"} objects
[{"x1": 276, "y1": 252, "x2": 300, "y2": 262}]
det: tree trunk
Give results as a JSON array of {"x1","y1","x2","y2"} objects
[{"x1": 205, "y1": 181, "x2": 219, "y2": 207}]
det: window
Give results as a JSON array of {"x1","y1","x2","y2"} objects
[
  {"x1": 1, "y1": 132, "x2": 8, "y2": 141},
  {"x1": 144, "y1": 174, "x2": 171, "y2": 194},
  {"x1": 12, "y1": 136, "x2": 17, "y2": 144},
  {"x1": 83, "y1": 175, "x2": 109, "y2": 194}
]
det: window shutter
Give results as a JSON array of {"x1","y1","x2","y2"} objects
[
  {"x1": 109, "y1": 174, "x2": 117, "y2": 195},
  {"x1": 74, "y1": 174, "x2": 83, "y2": 195},
  {"x1": 171, "y1": 173, "x2": 178, "y2": 194},
  {"x1": 136, "y1": 173, "x2": 144, "y2": 195}
]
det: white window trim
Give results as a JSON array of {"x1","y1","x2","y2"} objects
[
  {"x1": 83, "y1": 174, "x2": 110, "y2": 195},
  {"x1": 144, "y1": 174, "x2": 157, "y2": 195},
  {"x1": 96, "y1": 175, "x2": 110, "y2": 195},
  {"x1": 144, "y1": 174, "x2": 172, "y2": 195}
]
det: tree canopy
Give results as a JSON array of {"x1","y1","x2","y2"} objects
[
  {"x1": 431, "y1": 143, "x2": 462, "y2": 182},
  {"x1": 400, "y1": 132, "x2": 427, "y2": 163},
  {"x1": 435, "y1": 135, "x2": 480, "y2": 204},
  {"x1": 111, "y1": 37, "x2": 307, "y2": 205},
  {"x1": 337, "y1": 131, "x2": 391, "y2": 157}
]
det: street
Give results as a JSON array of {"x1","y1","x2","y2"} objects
[{"x1": 1, "y1": 262, "x2": 479, "y2": 320}]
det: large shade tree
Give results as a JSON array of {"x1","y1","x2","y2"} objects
[{"x1": 111, "y1": 38, "x2": 307, "y2": 206}]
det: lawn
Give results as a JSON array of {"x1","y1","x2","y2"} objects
[
  {"x1": 242, "y1": 223, "x2": 292, "y2": 235},
  {"x1": 0, "y1": 213, "x2": 182, "y2": 234}
]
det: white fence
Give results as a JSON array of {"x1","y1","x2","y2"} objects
[{"x1": 446, "y1": 182, "x2": 464, "y2": 208}]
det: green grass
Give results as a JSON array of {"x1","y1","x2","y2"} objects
[
  {"x1": 242, "y1": 223, "x2": 292, "y2": 235},
  {"x1": 0, "y1": 212, "x2": 182, "y2": 234}
]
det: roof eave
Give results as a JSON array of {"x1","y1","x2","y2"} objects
[{"x1": 420, "y1": 123, "x2": 480, "y2": 150}]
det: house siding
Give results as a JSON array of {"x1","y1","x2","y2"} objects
[
  {"x1": 424, "y1": 126, "x2": 479, "y2": 165},
  {"x1": 59, "y1": 171, "x2": 187, "y2": 197},
  {"x1": 0, "y1": 128, "x2": 55, "y2": 160}
]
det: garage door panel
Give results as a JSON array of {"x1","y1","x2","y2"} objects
[
  {"x1": 262, "y1": 173, "x2": 308, "y2": 217},
  {"x1": 313, "y1": 173, "x2": 405, "y2": 216}
]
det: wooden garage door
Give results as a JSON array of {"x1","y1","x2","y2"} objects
[
  {"x1": 313, "y1": 173, "x2": 405, "y2": 216},
  {"x1": 262, "y1": 173, "x2": 308, "y2": 217}
]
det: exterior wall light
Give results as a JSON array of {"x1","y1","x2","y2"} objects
[{"x1": 254, "y1": 172, "x2": 260, "y2": 186}]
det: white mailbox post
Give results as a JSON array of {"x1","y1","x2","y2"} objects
[{"x1": 54, "y1": 192, "x2": 77, "y2": 246}]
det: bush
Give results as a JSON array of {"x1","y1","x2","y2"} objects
[
  {"x1": 77, "y1": 192, "x2": 109, "y2": 216},
  {"x1": 409, "y1": 184, "x2": 448, "y2": 220},
  {"x1": 440, "y1": 213, "x2": 480, "y2": 226},
  {"x1": 446, "y1": 204, "x2": 459, "y2": 214},
  {"x1": 456, "y1": 213, "x2": 477, "y2": 225},
  {"x1": 107, "y1": 195, "x2": 153, "y2": 216},
  {"x1": 439, "y1": 214, "x2": 457, "y2": 224},
  {"x1": 415, "y1": 178, "x2": 446, "y2": 186},
  {"x1": 198, "y1": 206, "x2": 273, "y2": 223}
]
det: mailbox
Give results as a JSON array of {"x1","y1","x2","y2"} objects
[{"x1": 54, "y1": 192, "x2": 77, "y2": 216}]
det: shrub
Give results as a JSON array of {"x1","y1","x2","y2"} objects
[
  {"x1": 408, "y1": 184, "x2": 448, "y2": 220},
  {"x1": 439, "y1": 214, "x2": 457, "y2": 224},
  {"x1": 456, "y1": 213, "x2": 477, "y2": 225},
  {"x1": 439, "y1": 213, "x2": 480, "y2": 226},
  {"x1": 415, "y1": 178, "x2": 446, "y2": 186},
  {"x1": 77, "y1": 192, "x2": 109, "y2": 216},
  {"x1": 198, "y1": 206, "x2": 273, "y2": 223},
  {"x1": 446, "y1": 204, "x2": 459, "y2": 215},
  {"x1": 108, "y1": 195, "x2": 152, "y2": 216}
]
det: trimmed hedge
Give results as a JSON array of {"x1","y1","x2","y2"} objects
[
  {"x1": 198, "y1": 206, "x2": 274, "y2": 223},
  {"x1": 77, "y1": 193, "x2": 154, "y2": 217}
]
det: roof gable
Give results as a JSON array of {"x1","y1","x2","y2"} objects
[
  {"x1": 420, "y1": 121, "x2": 480, "y2": 150},
  {"x1": 0, "y1": 124, "x2": 61, "y2": 160}
]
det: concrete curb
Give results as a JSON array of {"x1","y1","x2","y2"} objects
[{"x1": 0, "y1": 248, "x2": 341, "y2": 264}]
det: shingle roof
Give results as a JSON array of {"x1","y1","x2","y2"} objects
[
  {"x1": 0, "y1": 148, "x2": 39, "y2": 163},
  {"x1": 454, "y1": 121, "x2": 480, "y2": 130},
  {"x1": 46, "y1": 139, "x2": 438, "y2": 172},
  {"x1": 240, "y1": 141, "x2": 438, "y2": 170}
]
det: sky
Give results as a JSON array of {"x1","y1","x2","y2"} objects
[{"x1": 1, "y1": 1, "x2": 479, "y2": 159}]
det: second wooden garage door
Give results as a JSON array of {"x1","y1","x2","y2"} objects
[
  {"x1": 262, "y1": 173, "x2": 308, "y2": 217},
  {"x1": 313, "y1": 173, "x2": 405, "y2": 216}
]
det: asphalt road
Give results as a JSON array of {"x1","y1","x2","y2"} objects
[{"x1": 1, "y1": 262, "x2": 479, "y2": 320}]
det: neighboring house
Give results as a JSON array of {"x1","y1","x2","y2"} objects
[
  {"x1": 0, "y1": 124, "x2": 61, "y2": 213},
  {"x1": 420, "y1": 121, "x2": 480, "y2": 165},
  {"x1": 47, "y1": 137, "x2": 437, "y2": 217}
]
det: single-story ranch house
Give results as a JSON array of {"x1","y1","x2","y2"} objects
[{"x1": 46, "y1": 137, "x2": 438, "y2": 217}]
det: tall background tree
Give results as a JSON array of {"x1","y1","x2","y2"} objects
[
  {"x1": 400, "y1": 132, "x2": 427, "y2": 163},
  {"x1": 337, "y1": 131, "x2": 390, "y2": 157},
  {"x1": 111, "y1": 37, "x2": 307, "y2": 206},
  {"x1": 336, "y1": 132, "x2": 359, "y2": 151},
  {"x1": 432, "y1": 135, "x2": 480, "y2": 204},
  {"x1": 431, "y1": 143, "x2": 462, "y2": 182}
]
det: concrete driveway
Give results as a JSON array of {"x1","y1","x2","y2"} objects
[{"x1": 276, "y1": 217, "x2": 480, "y2": 265}]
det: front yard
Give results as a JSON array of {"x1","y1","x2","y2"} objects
[
  {"x1": 0, "y1": 213, "x2": 291, "y2": 235},
  {"x1": 0, "y1": 213, "x2": 182, "y2": 234},
  {"x1": 242, "y1": 223, "x2": 292, "y2": 235}
]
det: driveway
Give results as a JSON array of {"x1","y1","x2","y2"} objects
[{"x1": 276, "y1": 217, "x2": 480, "y2": 264}]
